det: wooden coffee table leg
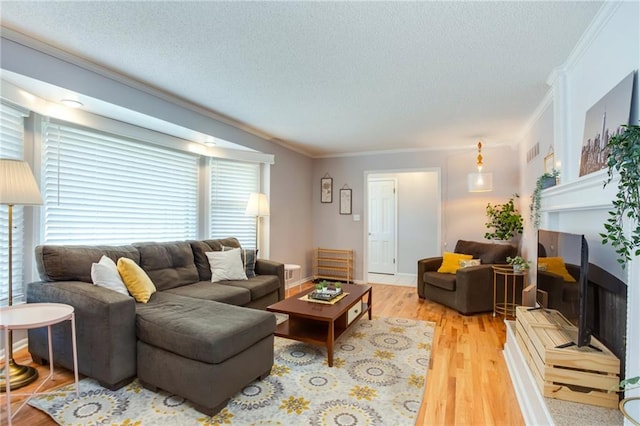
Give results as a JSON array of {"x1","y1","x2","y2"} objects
[
  {"x1": 368, "y1": 288, "x2": 373, "y2": 319},
  {"x1": 327, "y1": 319, "x2": 335, "y2": 367}
]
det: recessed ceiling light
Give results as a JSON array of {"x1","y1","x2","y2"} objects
[
  {"x1": 60, "y1": 99, "x2": 84, "y2": 108},
  {"x1": 204, "y1": 137, "x2": 216, "y2": 146}
]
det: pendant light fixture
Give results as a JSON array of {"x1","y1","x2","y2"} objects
[{"x1": 467, "y1": 141, "x2": 493, "y2": 192}]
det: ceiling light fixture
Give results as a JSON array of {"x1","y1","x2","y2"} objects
[
  {"x1": 60, "y1": 99, "x2": 84, "y2": 108},
  {"x1": 467, "y1": 141, "x2": 493, "y2": 192}
]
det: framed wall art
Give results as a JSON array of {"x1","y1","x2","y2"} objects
[
  {"x1": 340, "y1": 187, "x2": 352, "y2": 215},
  {"x1": 579, "y1": 71, "x2": 635, "y2": 177},
  {"x1": 321, "y1": 175, "x2": 333, "y2": 203}
]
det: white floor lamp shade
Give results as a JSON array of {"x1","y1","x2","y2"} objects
[
  {"x1": 0, "y1": 159, "x2": 43, "y2": 391},
  {"x1": 245, "y1": 193, "x2": 270, "y2": 252}
]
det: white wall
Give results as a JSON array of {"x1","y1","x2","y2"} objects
[
  {"x1": 519, "y1": 1, "x2": 639, "y2": 391},
  {"x1": 396, "y1": 171, "x2": 440, "y2": 273},
  {"x1": 368, "y1": 170, "x2": 440, "y2": 275}
]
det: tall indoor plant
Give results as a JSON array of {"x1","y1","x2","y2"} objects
[
  {"x1": 600, "y1": 124, "x2": 640, "y2": 267},
  {"x1": 484, "y1": 194, "x2": 524, "y2": 241}
]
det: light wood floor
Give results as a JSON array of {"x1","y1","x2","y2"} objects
[{"x1": 2, "y1": 283, "x2": 524, "y2": 425}]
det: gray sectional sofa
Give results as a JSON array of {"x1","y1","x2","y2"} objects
[{"x1": 26, "y1": 237, "x2": 285, "y2": 415}]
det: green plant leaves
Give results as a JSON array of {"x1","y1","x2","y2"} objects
[
  {"x1": 601, "y1": 125, "x2": 640, "y2": 268},
  {"x1": 529, "y1": 170, "x2": 559, "y2": 229},
  {"x1": 485, "y1": 195, "x2": 524, "y2": 240}
]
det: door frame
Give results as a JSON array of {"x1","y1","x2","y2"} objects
[
  {"x1": 367, "y1": 176, "x2": 398, "y2": 275},
  {"x1": 362, "y1": 168, "x2": 442, "y2": 281}
]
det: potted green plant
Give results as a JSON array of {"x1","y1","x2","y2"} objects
[
  {"x1": 506, "y1": 256, "x2": 530, "y2": 273},
  {"x1": 529, "y1": 169, "x2": 560, "y2": 229},
  {"x1": 484, "y1": 195, "x2": 524, "y2": 241},
  {"x1": 600, "y1": 124, "x2": 640, "y2": 268}
]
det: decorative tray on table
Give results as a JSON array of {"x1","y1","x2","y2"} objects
[{"x1": 309, "y1": 288, "x2": 343, "y2": 301}]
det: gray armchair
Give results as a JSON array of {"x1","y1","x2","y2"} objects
[{"x1": 417, "y1": 240, "x2": 519, "y2": 315}]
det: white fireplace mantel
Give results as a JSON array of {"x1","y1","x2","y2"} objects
[
  {"x1": 510, "y1": 168, "x2": 640, "y2": 424},
  {"x1": 539, "y1": 169, "x2": 617, "y2": 214}
]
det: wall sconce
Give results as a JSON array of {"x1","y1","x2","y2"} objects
[{"x1": 467, "y1": 141, "x2": 493, "y2": 192}]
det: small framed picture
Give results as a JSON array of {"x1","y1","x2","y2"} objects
[
  {"x1": 321, "y1": 177, "x2": 333, "y2": 203},
  {"x1": 544, "y1": 152, "x2": 555, "y2": 174},
  {"x1": 340, "y1": 189, "x2": 352, "y2": 215}
]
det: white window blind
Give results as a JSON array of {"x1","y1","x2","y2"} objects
[
  {"x1": 210, "y1": 159, "x2": 259, "y2": 249},
  {"x1": 42, "y1": 121, "x2": 199, "y2": 244},
  {"x1": 0, "y1": 103, "x2": 28, "y2": 305}
]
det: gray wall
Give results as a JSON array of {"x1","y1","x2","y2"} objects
[
  {"x1": 1, "y1": 35, "x2": 315, "y2": 274},
  {"x1": 313, "y1": 145, "x2": 521, "y2": 281}
]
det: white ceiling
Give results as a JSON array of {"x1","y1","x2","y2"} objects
[{"x1": 0, "y1": 1, "x2": 603, "y2": 157}]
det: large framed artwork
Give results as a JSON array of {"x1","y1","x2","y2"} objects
[{"x1": 579, "y1": 71, "x2": 635, "y2": 177}]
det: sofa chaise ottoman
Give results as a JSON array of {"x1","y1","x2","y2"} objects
[{"x1": 136, "y1": 292, "x2": 275, "y2": 415}]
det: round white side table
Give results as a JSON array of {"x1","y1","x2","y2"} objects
[{"x1": 0, "y1": 303, "x2": 80, "y2": 425}]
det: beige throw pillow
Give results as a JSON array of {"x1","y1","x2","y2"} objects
[
  {"x1": 91, "y1": 255, "x2": 130, "y2": 296},
  {"x1": 206, "y1": 248, "x2": 248, "y2": 282}
]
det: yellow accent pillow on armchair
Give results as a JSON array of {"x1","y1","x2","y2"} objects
[
  {"x1": 538, "y1": 257, "x2": 576, "y2": 282},
  {"x1": 117, "y1": 257, "x2": 157, "y2": 303},
  {"x1": 437, "y1": 252, "x2": 473, "y2": 274}
]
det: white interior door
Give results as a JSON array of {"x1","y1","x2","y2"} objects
[{"x1": 368, "y1": 179, "x2": 396, "y2": 274}]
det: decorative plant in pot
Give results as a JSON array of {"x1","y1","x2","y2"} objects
[
  {"x1": 484, "y1": 195, "x2": 524, "y2": 242},
  {"x1": 600, "y1": 124, "x2": 640, "y2": 268},
  {"x1": 529, "y1": 169, "x2": 560, "y2": 229},
  {"x1": 506, "y1": 256, "x2": 530, "y2": 273}
]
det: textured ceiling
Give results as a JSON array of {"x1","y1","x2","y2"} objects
[{"x1": 1, "y1": 1, "x2": 603, "y2": 157}]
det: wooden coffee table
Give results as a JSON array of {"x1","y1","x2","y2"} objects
[{"x1": 267, "y1": 283, "x2": 372, "y2": 367}]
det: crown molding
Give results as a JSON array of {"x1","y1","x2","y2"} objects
[{"x1": 0, "y1": 26, "x2": 304, "y2": 154}]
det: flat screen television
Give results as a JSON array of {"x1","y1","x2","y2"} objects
[
  {"x1": 537, "y1": 229, "x2": 627, "y2": 367},
  {"x1": 536, "y1": 229, "x2": 590, "y2": 347}
]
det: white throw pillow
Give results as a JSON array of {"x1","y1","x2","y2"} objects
[
  {"x1": 206, "y1": 249, "x2": 248, "y2": 282},
  {"x1": 91, "y1": 255, "x2": 130, "y2": 296}
]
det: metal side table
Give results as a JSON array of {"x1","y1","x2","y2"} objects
[{"x1": 1, "y1": 303, "x2": 79, "y2": 425}]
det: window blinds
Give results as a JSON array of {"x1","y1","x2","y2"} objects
[
  {"x1": 42, "y1": 121, "x2": 199, "y2": 244},
  {"x1": 0, "y1": 103, "x2": 29, "y2": 305},
  {"x1": 210, "y1": 159, "x2": 259, "y2": 249}
]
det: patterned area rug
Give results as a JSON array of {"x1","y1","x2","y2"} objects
[{"x1": 29, "y1": 316, "x2": 434, "y2": 425}]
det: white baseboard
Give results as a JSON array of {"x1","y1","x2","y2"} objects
[
  {"x1": 285, "y1": 276, "x2": 313, "y2": 290},
  {"x1": 0, "y1": 336, "x2": 28, "y2": 360},
  {"x1": 503, "y1": 320, "x2": 554, "y2": 425}
]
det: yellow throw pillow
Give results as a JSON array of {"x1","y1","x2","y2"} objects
[
  {"x1": 117, "y1": 258, "x2": 157, "y2": 303},
  {"x1": 438, "y1": 252, "x2": 473, "y2": 274},
  {"x1": 538, "y1": 257, "x2": 576, "y2": 282}
]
